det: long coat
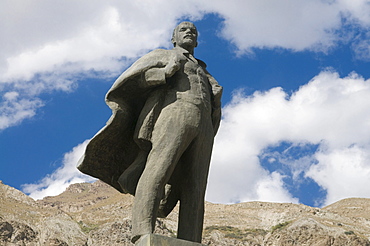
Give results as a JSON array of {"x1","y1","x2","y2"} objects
[{"x1": 77, "y1": 48, "x2": 222, "y2": 193}]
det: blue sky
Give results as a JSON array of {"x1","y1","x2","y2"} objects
[{"x1": 2, "y1": 0, "x2": 370, "y2": 208}]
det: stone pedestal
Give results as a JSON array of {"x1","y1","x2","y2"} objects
[{"x1": 136, "y1": 234, "x2": 206, "y2": 246}]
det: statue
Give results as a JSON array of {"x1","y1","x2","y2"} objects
[{"x1": 78, "y1": 21, "x2": 222, "y2": 244}]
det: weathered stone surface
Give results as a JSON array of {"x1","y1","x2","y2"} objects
[
  {"x1": 136, "y1": 234, "x2": 206, "y2": 246},
  {"x1": 1, "y1": 181, "x2": 370, "y2": 245},
  {"x1": 263, "y1": 218, "x2": 370, "y2": 246},
  {"x1": 0, "y1": 220, "x2": 37, "y2": 245},
  {"x1": 0, "y1": 181, "x2": 87, "y2": 246},
  {"x1": 78, "y1": 21, "x2": 223, "y2": 243}
]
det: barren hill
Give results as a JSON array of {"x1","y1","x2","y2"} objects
[{"x1": 1, "y1": 180, "x2": 369, "y2": 245}]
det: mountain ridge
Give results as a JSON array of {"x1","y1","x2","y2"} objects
[{"x1": 1, "y1": 180, "x2": 369, "y2": 245}]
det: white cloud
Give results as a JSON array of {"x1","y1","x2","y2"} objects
[
  {"x1": 207, "y1": 70, "x2": 370, "y2": 205},
  {"x1": 0, "y1": 91, "x2": 43, "y2": 130},
  {"x1": 3, "y1": 1, "x2": 370, "y2": 80},
  {"x1": 255, "y1": 172, "x2": 299, "y2": 203},
  {"x1": 307, "y1": 144, "x2": 370, "y2": 206},
  {"x1": 22, "y1": 140, "x2": 95, "y2": 200},
  {"x1": 199, "y1": 0, "x2": 370, "y2": 53},
  {"x1": 4, "y1": 0, "x2": 370, "y2": 83},
  {"x1": 204, "y1": 0, "x2": 341, "y2": 52},
  {"x1": 0, "y1": 0, "x2": 206, "y2": 129},
  {"x1": 337, "y1": 0, "x2": 370, "y2": 25},
  {"x1": 0, "y1": 1, "x2": 206, "y2": 84},
  {"x1": 2, "y1": 0, "x2": 370, "y2": 129}
]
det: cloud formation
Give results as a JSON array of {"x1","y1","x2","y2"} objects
[
  {"x1": 208, "y1": 70, "x2": 370, "y2": 206},
  {"x1": 22, "y1": 140, "x2": 95, "y2": 200},
  {"x1": 204, "y1": 0, "x2": 370, "y2": 53},
  {"x1": 2, "y1": 0, "x2": 370, "y2": 129},
  {"x1": 0, "y1": 1, "x2": 204, "y2": 129},
  {"x1": 0, "y1": 91, "x2": 43, "y2": 130}
]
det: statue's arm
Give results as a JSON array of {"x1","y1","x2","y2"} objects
[
  {"x1": 207, "y1": 73, "x2": 223, "y2": 135},
  {"x1": 140, "y1": 51, "x2": 182, "y2": 87},
  {"x1": 142, "y1": 68, "x2": 167, "y2": 87},
  {"x1": 197, "y1": 59, "x2": 223, "y2": 135}
]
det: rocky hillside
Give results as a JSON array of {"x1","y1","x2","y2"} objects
[{"x1": 1, "y1": 180, "x2": 370, "y2": 245}]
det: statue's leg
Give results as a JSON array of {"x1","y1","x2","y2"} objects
[
  {"x1": 157, "y1": 155, "x2": 188, "y2": 218},
  {"x1": 131, "y1": 104, "x2": 198, "y2": 243},
  {"x1": 177, "y1": 115, "x2": 214, "y2": 243},
  {"x1": 157, "y1": 183, "x2": 180, "y2": 218}
]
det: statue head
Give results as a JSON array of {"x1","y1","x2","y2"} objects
[{"x1": 171, "y1": 21, "x2": 198, "y2": 53}]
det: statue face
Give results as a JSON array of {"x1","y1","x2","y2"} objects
[{"x1": 172, "y1": 22, "x2": 198, "y2": 50}]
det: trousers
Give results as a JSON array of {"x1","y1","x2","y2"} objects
[{"x1": 131, "y1": 100, "x2": 214, "y2": 242}]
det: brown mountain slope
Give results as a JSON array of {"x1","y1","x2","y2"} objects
[{"x1": 1, "y1": 180, "x2": 369, "y2": 245}]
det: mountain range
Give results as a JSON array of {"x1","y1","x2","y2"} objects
[{"x1": 1, "y1": 180, "x2": 370, "y2": 245}]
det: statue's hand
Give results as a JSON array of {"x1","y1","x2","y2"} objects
[{"x1": 164, "y1": 59, "x2": 181, "y2": 78}]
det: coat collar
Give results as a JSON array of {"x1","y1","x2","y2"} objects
[{"x1": 172, "y1": 46, "x2": 198, "y2": 63}]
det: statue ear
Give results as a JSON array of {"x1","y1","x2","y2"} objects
[{"x1": 171, "y1": 37, "x2": 176, "y2": 46}]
